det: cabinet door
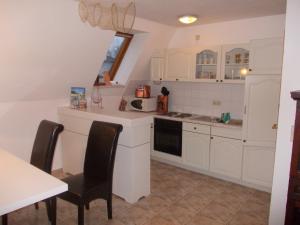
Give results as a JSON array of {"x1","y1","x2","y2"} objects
[
  {"x1": 193, "y1": 46, "x2": 222, "y2": 83},
  {"x1": 210, "y1": 136, "x2": 243, "y2": 179},
  {"x1": 243, "y1": 76, "x2": 281, "y2": 147},
  {"x1": 242, "y1": 146, "x2": 275, "y2": 189},
  {"x1": 249, "y1": 38, "x2": 284, "y2": 75},
  {"x1": 151, "y1": 57, "x2": 164, "y2": 81},
  {"x1": 165, "y1": 48, "x2": 192, "y2": 81},
  {"x1": 221, "y1": 44, "x2": 250, "y2": 84},
  {"x1": 183, "y1": 131, "x2": 210, "y2": 170}
]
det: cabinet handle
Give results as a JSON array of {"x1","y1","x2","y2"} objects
[
  {"x1": 211, "y1": 136, "x2": 214, "y2": 139},
  {"x1": 159, "y1": 78, "x2": 162, "y2": 81},
  {"x1": 216, "y1": 80, "x2": 219, "y2": 82},
  {"x1": 193, "y1": 127, "x2": 197, "y2": 130},
  {"x1": 243, "y1": 140, "x2": 246, "y2": 143},
  {"x1": 220, "y1": 80, "x2": 223, "y2": 83},
  {"x1": 176, "y1": 78, "x2": 179, "y2": 81},
  {"x1": 249, "y1": 69, "x2": 252, "y2": 72},
  {"x1": 272, "y1": 124, "x2": 278, "y2": 129}
]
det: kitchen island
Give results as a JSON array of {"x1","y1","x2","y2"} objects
[{"x1": 58, "y1": 106, "x2": 153, "y2": 203}]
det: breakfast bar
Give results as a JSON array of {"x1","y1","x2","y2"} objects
[{"x1": 58, "y1": 106, "x2": 153, "y2": 203}]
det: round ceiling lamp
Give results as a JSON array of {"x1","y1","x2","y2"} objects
[{"x1": 178, "y1": 15, "x2": 198, "y2": 24}]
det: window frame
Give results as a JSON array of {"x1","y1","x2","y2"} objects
[{"x1": 95, "y1": 32, "x2": 133, "y2": 85}]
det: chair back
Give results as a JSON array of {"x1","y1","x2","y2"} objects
[
  {"x1": 83, "y1": 121, "x2": 123, "y2": 182},
  {"x1": 30, "y1": 120, "x2": 64, "y2": 173}
]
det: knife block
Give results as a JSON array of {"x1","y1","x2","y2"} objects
[{"x1": 157, "y1": 95, "x2": 168, "y2": 114}]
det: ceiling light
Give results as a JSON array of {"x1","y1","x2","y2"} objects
[{"x1": 178, "y1": 15, "x2": 198, "y2": 24}]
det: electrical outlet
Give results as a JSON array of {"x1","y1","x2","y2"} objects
[{"x1": 212, "y1": 100, "x2": 221, "y2": 106}]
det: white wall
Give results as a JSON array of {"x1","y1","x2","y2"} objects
[
  {"x1": 151, "y1": 82, "x2": 244, "y2": 119},
  {"x1": 168, "y1": 14, "x2": 285, "y2": 48},
  {"x1": 0, "y1": 0, "x2": 175, "y2": 169},
  {"x1": 269, "y1": 1, "x2": 300, "y2": 224}
]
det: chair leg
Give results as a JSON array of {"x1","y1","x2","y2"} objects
[
  {"x1": 2, "y1": 214, "x2": 8, "y2": 225},
  {"x1": 34, "y1": 202, "x2": 39, "y2": 209},
  {"x1": 107, "y1": 197, "x2": 112, "y2": 219},
  {"x1": 78, "y1": 205, "x2": 84, "y2": 225},
  {"x1": 85, "y1": 203, "x2": 90, "y2": 210},
  {"x1": 46, "y1": 199, "x2": 52, "y2": 221},
  {"x1": 50, "y1": 197, "x2": 57, "y2": 225}
]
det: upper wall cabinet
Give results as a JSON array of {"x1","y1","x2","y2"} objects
[
  {"x1": 192, "y1": 46, "x2": 222, "y2": 83},
  {"x1": 221, "y1": 44, "x2": 250, "y2": 83},
  {"x1": 165, "y1": 48, "x2": 193, "y2": 81},
  {"x1": 150, "y1": 37, "x2": 284, "y2": 82},
  {"x1": 249, "y1": 38, "x2": 284, "y2": 75},
  {"x1": 151, "y1": 49, "x2": 165, "y2": 81}
]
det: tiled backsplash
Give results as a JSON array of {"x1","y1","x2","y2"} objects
[{"x1": 151, "y1": 82, "x2": 245, "y2": 119}]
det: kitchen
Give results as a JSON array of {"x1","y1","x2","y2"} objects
[{"x1": 0, "y1": 0, "x2": 299, "y2": 225}]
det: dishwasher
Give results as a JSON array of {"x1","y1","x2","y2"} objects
[{"x1": 154, "y1": 118, "x2": 182, "y2": 157}]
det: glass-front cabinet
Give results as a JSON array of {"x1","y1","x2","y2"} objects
[
  {"x1": 192, "y1": 44, "x2": 249, "y2": 83},
  {"x1": 221, "y1": 44, "x2": 250, "y2": 83},
  {"x1": 193, "y1": 47, "x2": 221, "y2": 82}
]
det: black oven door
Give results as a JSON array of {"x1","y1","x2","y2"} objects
[{"x1": 154, "y1": 118, "x2": 182, "y2": 157}]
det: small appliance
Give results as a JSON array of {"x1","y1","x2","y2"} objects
[
  {"x1": 135, "y1": 85, "x2": 151, "y2": 98},
  {"x1": 128, "y1": 96, "x2": 156, "y2": 112}
]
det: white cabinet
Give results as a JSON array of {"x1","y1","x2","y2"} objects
[
  {"x1": 210, "y1": 136, "x2": 243, "y2": 179},
  {"x1": 183, "y1": 123, "x2": 211, "y2": 170},
  {"x1": 165, "y1": 48, "x2": 193, "y2": 81},
  {"x1": 220, "y1": 44, "x2": 250, "y2": 83},
  {"x1": 242, "y1": 75, "x2": 280, "y2": 191},
  {"x1": 151, "y1": 57, "x2": 164, "y2": 81},
  {"x1": 249, "y1": 38, "x2": 284, "y2": 75},
  {"x1": 192, "y1": 46, "x2": 222, "y2": 83},
  {"x1": 242, "y1": 75, "x2": 281, "y2": 147},
  {"x1": 243, "y1": 146, "x2": 275, "y2": 189}
]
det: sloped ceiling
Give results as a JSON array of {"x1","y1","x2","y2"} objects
[{"x1": 0, "y1": 0, "x2": 115, "y2": 102}]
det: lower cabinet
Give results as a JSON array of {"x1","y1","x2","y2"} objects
[
  {"x1": 210, "y1": 136, "x2": 243, "y2": 179},
  {"x1": 183, "y1": 131, "x2": 210, "y2": 170},
  {"x1": 242, "y1": 145, "x2": 275, "y2": 189}
]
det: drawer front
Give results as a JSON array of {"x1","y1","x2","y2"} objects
[
  {"x1": 211, "y1": 126, "x2": 242, "y2": 139},
  {"x1": 183, "y1": 122, "x2": 210, "y2": 135}
]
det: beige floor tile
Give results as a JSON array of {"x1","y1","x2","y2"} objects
[{"x1": 5, "y1": 161, "x2": 270, "y2": 225}]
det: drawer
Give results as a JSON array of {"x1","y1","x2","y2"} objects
[
  {"x1": 211, "y1": 126, "x2": 242, "y2": 139},
  {"x1": 183, "y1": 122, "x2": 210, "y2": 135}
]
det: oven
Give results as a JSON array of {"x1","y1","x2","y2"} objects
[{"x1": 154, "y1": 118, "x2": 182, "y2": 157}]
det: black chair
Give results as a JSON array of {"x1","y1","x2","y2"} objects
[
  {"x1": 1, "y1": 120, "x2": 64, "y2": 225},
  {"x1": 56, "y1": 121, "x2": 123, "y2": 225}
]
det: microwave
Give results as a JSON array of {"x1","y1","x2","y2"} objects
[{"x1": 128, "y1": 97, "x2": 156, "y2": 112}]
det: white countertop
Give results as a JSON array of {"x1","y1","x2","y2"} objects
[
  {"x1": 58, "y1": 106, "x2": 154, "y2": 127},
  {"x1": 0, "y1": 149, "x2": 68, "y2": 216},
  {"x1": 58, "y1": 106, "x2": 242, "y2": 129},
  {"x1": 154, "y1": 114, "x2": 243, "y2": 129}
]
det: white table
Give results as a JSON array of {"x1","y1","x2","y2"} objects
[{"x1": 0, "y1": 148, "x2": 68, "y2": 224}]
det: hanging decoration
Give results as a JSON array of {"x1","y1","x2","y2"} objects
[{"x1": 78, "y1": 0, "x2": 136, "y2": 33}]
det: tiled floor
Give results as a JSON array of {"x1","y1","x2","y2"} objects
[{"x1": 6, "y1": 160, "x2": 270, "y2": 225}]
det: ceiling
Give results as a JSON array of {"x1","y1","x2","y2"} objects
[{"x1": 134, "y1": 0, "x2": 287, "y2": 27}]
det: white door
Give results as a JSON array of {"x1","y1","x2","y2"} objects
[
  {"x1": 249, "y1": 38, "x2": 284, "y2": 75},
  {"x1": 242, "y1": 145, "x2": 275, "y2": 190},
  {"x1": 183, "y1": 131, "x2": 210, "y2": 170},
  {"x1": 210, "y1": 136, "x2": 243, "y2": 179},
  {"x1": 151, "y1": 57, "x2": 164, "y2": 81},
  {"x1": 243, "y1": 75, "x2": 281, "y2": 147},
  {"x1": 192, "y1": 46, "x2": 222, "y2": 83},
  {"x1": 165, "y1": 48, "x2": 192, "y2": 81},
  {"x1": 220, "y1": 44, "x2": 250, "y2": 84}
]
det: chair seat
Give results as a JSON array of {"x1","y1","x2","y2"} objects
[{"x1": 59, "y1": 174, "x2": 109, "y2": 205}]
